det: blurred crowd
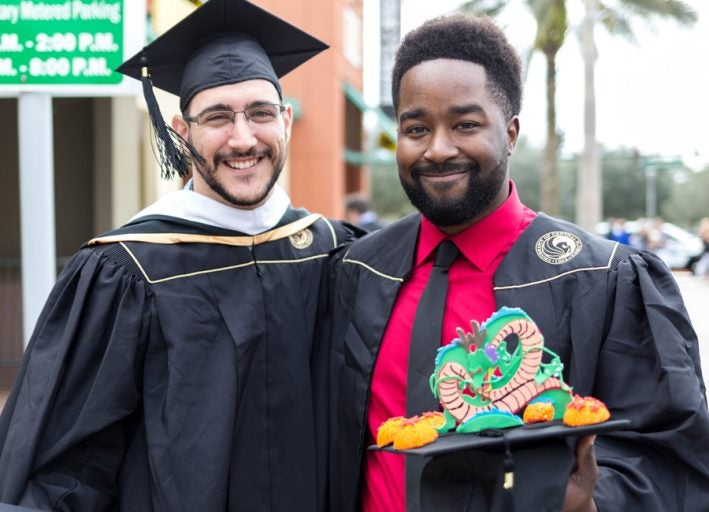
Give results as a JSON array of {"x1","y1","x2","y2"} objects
[
  {"x1": 606, "y1": 217, "x2": 665, "y2": 251},
  {"x1": 605, "y1": 216, "x2": 709, "y2": 278}
]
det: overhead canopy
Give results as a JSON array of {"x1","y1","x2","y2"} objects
[{"x1": 343, "y1": 82, "x2": 396, "y2": 166}]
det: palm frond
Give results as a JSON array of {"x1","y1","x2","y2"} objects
[
  {"x1": 615, "y1": 0, "x2": 697, "y2": 26},
  {"x1": 598, "y1": 3, "x2": 636, "y2": 41}
]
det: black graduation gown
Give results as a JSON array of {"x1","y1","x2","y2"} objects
[
  {"x1": 0, "y1": 208, "x2": 354, "y2": 512},
  {"x1": 329, "y1": 212, "x2": 709, "y2": 511}
]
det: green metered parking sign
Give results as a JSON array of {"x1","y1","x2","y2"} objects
[{"x1": 0, "y1": 0, "x2": 143, "y2": 91}]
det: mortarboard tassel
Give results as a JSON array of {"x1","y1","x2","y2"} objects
[
  {"x1": 502, "y1": 434, "x2": 516, "y2": 512},
  {"x1": 140, "y1": 54, "x2": 203, "y2": 179}
]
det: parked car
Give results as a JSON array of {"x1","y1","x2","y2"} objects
[{"x1": 595, "y1": 219, "x2": 704, "y2": 270}]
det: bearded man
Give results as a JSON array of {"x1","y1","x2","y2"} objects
[
  {"x1": 0, "y1": 1, "x2": 358, "y2": 510},
  {"x1": 328, "y1": 14, "x2": 709, "y2": 512}
]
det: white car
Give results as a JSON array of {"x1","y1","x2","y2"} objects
[{"x1": 596, "y1": 220, "x2": 704, "y2": 270}]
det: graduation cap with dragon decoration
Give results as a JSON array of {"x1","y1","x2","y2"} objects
[
  {"x1": 372, "y1": 307, "x2": 630, "y2": 511},
  {"x1": 116, "y1": 0, "x2": 328, "y2": 179}
]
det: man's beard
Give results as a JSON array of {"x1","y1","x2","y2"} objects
[
  {"x1": 399, "y1": 152, "x2": 508, "y2": 227},
  {"x1": 192, "y1": 145, "x2": 285, "y2": 208}
]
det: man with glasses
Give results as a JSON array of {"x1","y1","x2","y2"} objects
[{"x1": 0, "y1": 1, "x2": 357, "y2": 510}]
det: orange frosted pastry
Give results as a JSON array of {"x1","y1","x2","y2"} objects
[
  {"x1": 417, "y1": 411, "x2": 446, "y2": 430},
  {"x1": 392, "y1": 417, "x2": 439, "y2": 450},
  {"x1": 523, "y1": 400, "x2": 555, "y2": 424},
  {"x1": 376, "y1": 416, "x2": 406, "y2": 447},
  {"x1": 563, "y1": 395, "x2": 610, "y2": 426}
]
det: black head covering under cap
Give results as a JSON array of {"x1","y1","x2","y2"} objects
[
  {"x1": 116, "y1": 0, "x2": 329, "y2": 179},
  {"x1": 179, "y1": 33, "x2": 281, "y2": 112}
]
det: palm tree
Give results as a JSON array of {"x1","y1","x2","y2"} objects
[
  {"x1": 576, "y1": 0, "x2": 599, "y2": 230},
  {"x1": 576, "y1": 0, "x2": 697, "y2": 230},
  {"x1": 461, "y1": 0, "x2": 567, "y2": 216},
  {"x1": 531, "y1": 0, "x2": 567, "y2": 217},
  {"x1": 461, "y1": 0, "x2": 697, "y2": 225}
]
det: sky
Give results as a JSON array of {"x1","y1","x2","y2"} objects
[{"x1": 363, "y1": 0, "x2": 709, "y2": 171}]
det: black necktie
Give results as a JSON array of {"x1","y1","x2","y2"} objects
[
  {"x1": 406, "y1": 240, "x2": 459, "y2": 416},
  {"x1": 405, "y1": 240, "x2": 459, "y2": 512}
]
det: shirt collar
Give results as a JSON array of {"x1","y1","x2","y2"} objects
[
  {"x1": 417, "y1": 180, "x2": 527, "y2": 271},
  {"x1": 130, "y1": 184, "x2": 291, "y2": 235}
]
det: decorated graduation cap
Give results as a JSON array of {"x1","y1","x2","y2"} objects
[
  {"x1": 116, "y1": 0, "x2": 328, "y2": 179},
  {"x1": 374, "y1": 419, "x2": 630, "y2": 511},
  {"x1": 418, "y1": 420, "x2": 628, "y2": 511},
  {"x1": 371, "y1": 306, "x2": 632, "y2": 511}
]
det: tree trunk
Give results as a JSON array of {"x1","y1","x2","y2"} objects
[
  {"x1": 540, "y1": 48, "x2": 560, "y2": 216},
  {"x1": 576, "y1": 0, "x2": 602, "y2": 230}
]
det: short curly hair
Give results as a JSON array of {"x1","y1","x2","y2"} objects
[{"x1": 391, "y1": 14, "x2": 522, "y2": 120}]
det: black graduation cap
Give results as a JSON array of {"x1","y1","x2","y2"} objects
[
  {"x1": 371, "y1": 418, "x2": 630, "y2": 512},
  {"x1": 116, "y1": 0, "x2": 328, "y2": 179}
]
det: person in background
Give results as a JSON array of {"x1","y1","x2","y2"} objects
[
  {"x1": 646, "y1": 217, "x2": 668, "y2": 252},
  {"x1": 328, "y1": 13, "x2": 709, "y2": 512},
  {"x1": 694, "y1": 217, "x2": 709, "y2": 277},
  {"x1": 0, "y1": 1, "x2": 357, "y2": 510},
  {"x1": 345, "y1": 193, "x2": 384, "y2": 232},
  {"x1": 606, "y1": 217, "x2": 631, "y2": 245}
]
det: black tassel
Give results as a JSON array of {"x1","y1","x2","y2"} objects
[
  {"x1": 502, "y1": 434, "x2": 515, "y2": 512},
  {"x1": 140, "y1": 54, "x2": 203, "y2": 179}
]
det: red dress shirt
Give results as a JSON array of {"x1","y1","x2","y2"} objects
[{"x1": 362, "y1": 182, "x2": 536, "y2": 512}]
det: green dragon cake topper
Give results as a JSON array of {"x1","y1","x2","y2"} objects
[{"x1": 430, "y1": 307, "x2": 573, "y2": 433}]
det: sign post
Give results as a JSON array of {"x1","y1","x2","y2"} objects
[
  {"x1": 18, "y1": 92, "x2": 55, "y2": 348},
  {"x1": 0, "y1": 0, "x2": 144, "y2": 346}
]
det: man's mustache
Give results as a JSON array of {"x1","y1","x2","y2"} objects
[
  {"x1": 411, "y1": 160, "x2": 480, "y2": 177},
  {"x1": 215, "y1": 149, "x2": 273, "y2": 163}
]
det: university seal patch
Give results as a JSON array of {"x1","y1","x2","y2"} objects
[
  {"x1": 290, "y1": 228, "x2": 314, "y2": 249},
  {"x1": 535, "y1": 231, "x2": 582, "y2": 265}
]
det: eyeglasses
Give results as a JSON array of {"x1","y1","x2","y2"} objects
[{"x1": 183, "y1": 103, "x2": 286, "y2": 129}]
